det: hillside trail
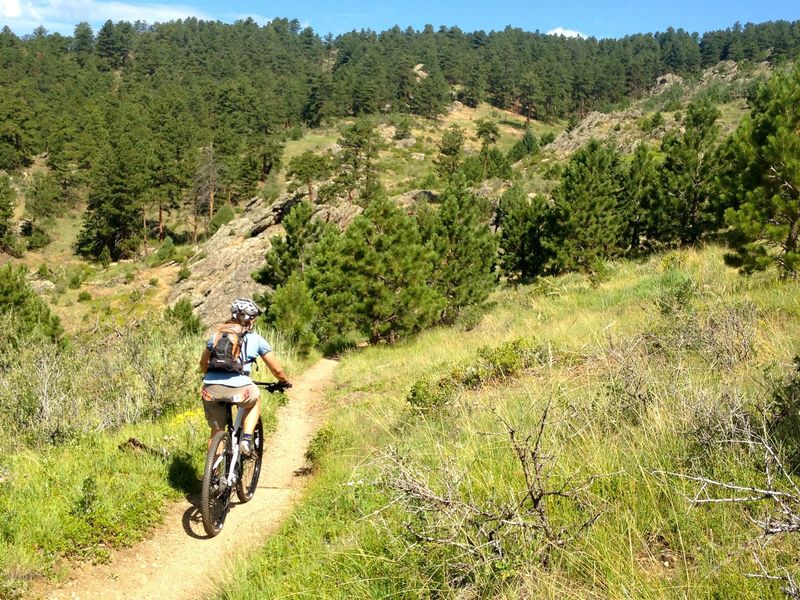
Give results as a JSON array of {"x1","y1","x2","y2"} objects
[{"x1": 38, "y1": 358, "x2": 338, "y2": 600}]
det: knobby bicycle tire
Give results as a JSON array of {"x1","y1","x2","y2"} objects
[
  {"x1": 201, "y1": 430, "x2": 231, "y2": 537},
  {"x1": 236, "y1": 418, "x2": 263, "y2": 503}
]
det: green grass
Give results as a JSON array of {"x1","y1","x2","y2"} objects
[{"x1": 212, "y1": 245, "x2": 800, "y2": 599}]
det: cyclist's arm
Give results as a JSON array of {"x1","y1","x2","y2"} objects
[
  {"x1": 199, "y1": 347, "x2": 211, "y2": 374},
  {"x1": 261, "y1": 352, "x2": 289, "y2": 384}
]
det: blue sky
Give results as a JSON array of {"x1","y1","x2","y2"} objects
[{"x1": 2, "y1": 0, "x2": 799, "y2": 39}]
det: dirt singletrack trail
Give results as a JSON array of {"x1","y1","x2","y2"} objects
[{"x1": 40, "y1": 358, "x2": 338, "y2": 600}]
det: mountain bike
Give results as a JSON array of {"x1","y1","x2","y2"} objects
[{"x1": 200, "y1": 381, "x2": 291, "y2": 537}]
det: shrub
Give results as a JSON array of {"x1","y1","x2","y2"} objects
[
  {"x1": 207, "y1": 205, "x2": 235, "y2": 237},
  {"x1": 165, "y1": 298, "x2": 203, "y2": 336},
  {"x1": 407, "y1": 338, "x2": 543, "y2": 410},
  {"x1": 77, "y1": 291, "x2": 92, "y2": 302},
  {"x1": 67, "y1": 272, "x2": 83, "y2": 289},
  {"x1": 177, "y1": 266, "x2": 191, "y2": 281},
  {"x1": 150, "y1": 237, "x2": 176, "y2": 266},
  {"x1": 304, "y1": 424, "x2": 349, "y2": 465},
  {"x1": 149, "y1": 277, "x2": 158, "y2": 286}
]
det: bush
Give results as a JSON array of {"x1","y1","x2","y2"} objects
[
  {"x1": 177, "y1": 266, "x2": 191, "y2": 281},
  {"x1": 150, "y1": 237, "x2": 176, "y2": 266},
  {"x1": 25, "y1": 226, "x2": 52, "y2": 250},
  {"x1": 67, "y1": 272, "x2": 83, "y2": 289},
  {"x1": 149, "y1": 277, "x2": 159, "y2": 286},
  {"x1": 77, "y1": 291, "x2": 92, "y2": 302},
  {"x1": 407, "y1": 338, "x2": 543, "y2": 410},
  {"x1": 165, "y1": 298, "x2": 203, "y2": 336},
  {"x1": 207, "y1": 205, "x2": 235, "y2": 237}
]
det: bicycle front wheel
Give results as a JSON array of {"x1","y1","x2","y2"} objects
[
  {"x1": 236, "y1": 418, "x2": 263, "y2": 503},
  {"x1": 201, "y1": 430, "x2": 231, "y2": 537}
]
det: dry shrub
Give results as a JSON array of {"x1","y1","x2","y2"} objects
[{"x1": 376, "y1": 405, "x2": 599, "y2": 589}]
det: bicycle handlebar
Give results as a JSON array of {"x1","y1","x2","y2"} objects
[{"x1": 252, "y1": 380, "x2": 292, "y2": 393}]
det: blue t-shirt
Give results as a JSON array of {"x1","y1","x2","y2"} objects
[{"x1": 203, "y1": 330, "x2": 272, "y2": 387}]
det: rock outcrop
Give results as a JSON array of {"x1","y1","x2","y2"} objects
[{"x1": 169, "y1": 194, "x2": 361, "y2": 325}]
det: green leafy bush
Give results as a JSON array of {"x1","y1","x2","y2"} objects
[
  {"x1": 207, "y1": 205, "x2": 235, "y2": 237},
  {"x1": 165, "y1": 298, "x2": 203, "y2": 336},
  {"x1": 77, "y1": 291, "x2": 92, "y2": 302},
  {"x1": 177, "y1": 266, "x2": 191, "y2": 281},
  {"x1": 407, "y1": 338, "x2": 543, "y2": 410}
]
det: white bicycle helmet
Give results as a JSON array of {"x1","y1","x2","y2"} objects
[{"x1": 230, "y1": 297, "x2": 261, "y2": 320}]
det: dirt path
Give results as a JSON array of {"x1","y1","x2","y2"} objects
[{"x1": 40, "y1": 358, "x2": 338, "y2": 600}]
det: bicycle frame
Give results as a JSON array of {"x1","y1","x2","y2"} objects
[{"x1": 210, "y1": 403, "x2": 245, "y2": 488}]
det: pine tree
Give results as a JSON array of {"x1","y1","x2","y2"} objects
[
  {"x1": 253, "y1": 200, "x2": 328, "y2": 288},
  {"x1": 418, "y1": 177, "x2": 497, "y2": 323},
  {"x1": 268, "y1": 273, "x2": 318, "y2": 356},
  {"x1": 434, "y1": 124, "x2": 465, "y2": 181},
  {"x1": 723, "y1": 64, "x2": 800, "y2": 276},
  {"x1": 306, "y1": 195, "x2": 443, "y2": 344},
  {"x1": 656, "y1": 100, "x2": 721, "y2": 245},
  {"x1": 553, "y1": 140, "x2": 624, "y2": 272},
  {"x1": 287, "y1": 151, "x2": 332, "y2": 202},
  {"x1": 0, "y1": 264, "x2": 63, "y2": 343},
  {"x1": 621, "y1": 142, "x2": 660, "y2": 254},
  {"x1": 0, "y1": 175, "x2": 16, "y2": 252},
  {"x1": 497, "y1": 185, "x2": 557, "y2": 281}
]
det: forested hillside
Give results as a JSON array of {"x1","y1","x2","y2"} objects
[
  {"x1": 1, "y1": 14, "x2": 800, "y2": 599},
  {"x1": 1, "y1": 18, "x2": 800, "y2": 259}
]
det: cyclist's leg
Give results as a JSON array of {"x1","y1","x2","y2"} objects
[
  {"x1": 241, "y1": 384, "x2": 261, "y2": 436},
  {"x1": 202, "y1": 386, "x2": 227, "y2": 447}
]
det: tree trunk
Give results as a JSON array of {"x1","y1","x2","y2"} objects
[
  {"x1": 158, "y1": 199, "x2": 164, "y2": 242},
  {"x1": 142, "y1": 206, "x2": 148, "y2": 256}
]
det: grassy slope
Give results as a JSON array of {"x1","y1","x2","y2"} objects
[
  {"x1": 0, "y1": 347, "x2": 302, "y2": 599},
  {"x1": 214, "y1": 246, "x2": 800, "y2": 599}
]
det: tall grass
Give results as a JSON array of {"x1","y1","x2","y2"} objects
[
  {"x1": 214, "y1": 245, "x2": 800, "y2": 599},
  {"x1": 0, "y1": 316, "x2": 303, "y2": 598}
]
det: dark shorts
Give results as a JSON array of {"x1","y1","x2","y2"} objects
[{"x1": 201, "y1": 383, "x2": 260, "y2": 430}]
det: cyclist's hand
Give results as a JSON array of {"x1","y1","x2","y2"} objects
[{"x1": 282, "y1": 381, "x2": 292, "y2": 389}]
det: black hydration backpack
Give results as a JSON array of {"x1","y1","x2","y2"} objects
[{"x1": 208, "y1": 323, "x2": 247, "y2": 373}]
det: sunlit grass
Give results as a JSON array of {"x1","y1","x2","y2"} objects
[{"x1": 215, "y1": 245, "x2": 800, "y2": 598}]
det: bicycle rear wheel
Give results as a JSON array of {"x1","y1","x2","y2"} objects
[
  {"x1": 236, "y1": 418, "x2": 263, "y2": 503},
  {"x1": 201, "y1": 430, "x2": 231, "y2": 537}
]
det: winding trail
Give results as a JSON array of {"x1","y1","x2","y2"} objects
[{"x1": 40, "y1": 358, "x2": 338, "y2": 600}]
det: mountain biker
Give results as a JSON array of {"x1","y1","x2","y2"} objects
[{"x1": 199, "y1": 298, "x2": 290, "y2": 456}]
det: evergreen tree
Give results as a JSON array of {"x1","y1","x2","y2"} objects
[
  {"x1": 287, "y1": 151, "x2": 332, "y2": 202},
  {"x1": 507, "y1": 128, "x2": 539, "y2": 163},
  {"x1": 329, "y1": 118, "x2": 383, "y2": 203},
  {"x1": 0, "y1": 175, "x2": 16, "y2": 252},
  {"x1": 268, "y1": 272, "x2": 318, "y2": 356},
  {"x1": 434, "y1": 124, "x2": 465, "y2": 181},
  {"x1": 621, "y1": 142, "x2": 660, "y2": 254},
  {"x1": 553, "y1": 139, "x2": 624, "y2": 272},
  {"x1": 656, "y1": 100, "x2": 721, "y2": 245},
  {"x1": 723, "y1": 64, "x2": 800, "y2": 276},
  {"x1": 306, "y1": 194, "x2": 443, "y2": 344},
  {"x1": 475, "y1": 118, "x2": 500, "y2": 179},
  {"x1": 253, "y1": 200, "x2": 328, "y2": 288},
  {"x1": 409, "y1": 64, "x2": 450, "y2": 118},
  {"x1": 497, "y1": 186, "x2": 557, "y2": 281},
  {"x1": 0, "y1": 264, "x2": 63, "y2": 343},
  {"x1": 77, "y1": 115, "x2": 154, "y2": 259},
  {"x1": 418, "y1": 177, "x2": 498, "y2": 323}
]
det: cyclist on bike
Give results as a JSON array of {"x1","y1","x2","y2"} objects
[{"x1": 199, "y1": 298, "x2": 290, "y2": 456}]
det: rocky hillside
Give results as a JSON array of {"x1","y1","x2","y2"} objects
[
  {"x1": 169, "y1": 195, "x2": 361, "y2": 324},
  {"x1": 548, "y1": 60, "x2": 767, "y2": 157}
]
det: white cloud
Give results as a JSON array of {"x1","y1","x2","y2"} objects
[
  {"x1": 1, "y1": 0, "x2": 211, "y2": 34},
  {"x1": 1, "y1": 0, "x2": 23, "y2": 19},
  {"x1": 546, "y1": 26, "x2": 587, "y2": 39}
]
